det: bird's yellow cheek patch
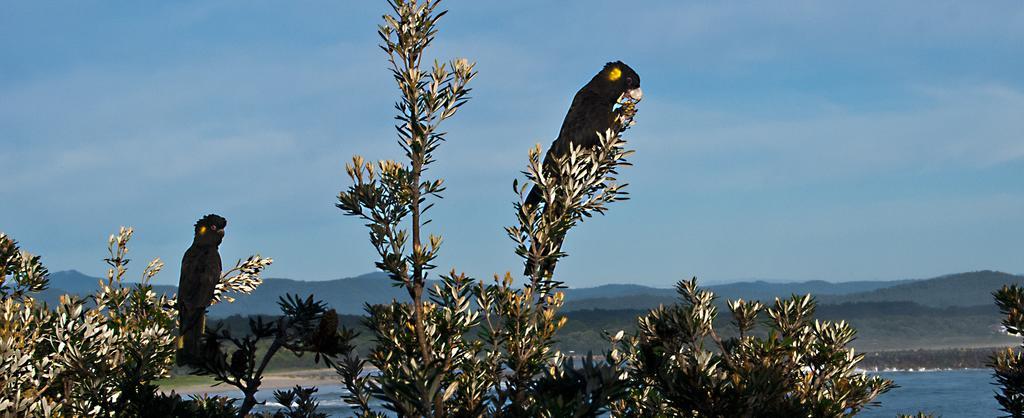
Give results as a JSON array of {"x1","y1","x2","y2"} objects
[
  {"x1": 608, "y1": 67, "x2": 622, "y2": 81},
  {"x1": 199, "y1": 226, "x2": 207, "y2": 235}
]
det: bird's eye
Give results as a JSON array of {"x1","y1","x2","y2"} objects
[{"x1": 626, "y1": 76, "x2": 634, "y2": 85}]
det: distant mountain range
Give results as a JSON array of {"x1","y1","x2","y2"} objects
[
  {"x1": 41, "y1": 270, "x2": 408, "y2": 316},
  {"x1": 561, "y1": 279, "x2": 917, "y2": 311},
  {"x1": 35, "y1": 269, "x2": 1023, "y2": 316}
]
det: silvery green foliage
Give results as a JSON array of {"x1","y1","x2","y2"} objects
[
  {"x1": 610, "y1": 278, "x2": 894, "y2": 417},
  {"x1": 335, "y1": 2, "x2": 638, "y2": 417},
  {"x1": 0, "y1": 227, "x2": 176, "y2": 417},
  {"x1": 0, "y1": 234, "x2": 57, "y2": 415},
  {"x1": 991, "y1": 284, "x2": 1024, "y2": 416},
  {"x1": 213, "y1": 255, "x2": 273, "y2": 304},
  {"x1": 335, "y1": 0, "x2": 479, "y2": 416},
  {"x1": 0, "y1": 228, "x2": 273, "y2": 417},
  {"x1": 0, "y1": 295, "x2": 60, "y2": 416},
  {"x1": 0, "y1": 233, "x2": 50, "y2": 300},
  {"x1": 477, "y1": 56, "x2": 639, "y2": 418},
  {"x1": 511, "y1": 98, "x2": 638, "y2": 290}
]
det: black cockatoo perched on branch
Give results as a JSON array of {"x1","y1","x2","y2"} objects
[
  {"x1": 177, "y1": 213, "x2": 226, "y2": 366},
  {"x1": 524, "y1": 61, "x2": 643, "y2": 208},
  {"x1": 523, "y1": 61, "x2": 642, "y2": 276}
]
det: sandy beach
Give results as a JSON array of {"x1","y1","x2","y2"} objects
[{"x1": 161, "y1": 368, "x2": 341, "y2": 395}]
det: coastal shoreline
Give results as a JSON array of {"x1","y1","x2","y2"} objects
[{"x1": 160, "y1": 368, "x2": 340, "y2": 395}]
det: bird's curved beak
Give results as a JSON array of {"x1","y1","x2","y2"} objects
[{"x1": 625, "y1": 87, "x2": 643, "y2": 101}]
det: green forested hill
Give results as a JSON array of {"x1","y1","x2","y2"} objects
[
  {"x1": 817, "y1": 270, "x2": 1024, "y2": 307},
  {"x1": 564, "y1": 271, "x2": 1024, "y2": 311},
  {"x1": 557, "y1": 302, "x2": 1014, "y2": 353},
  {"x1": 560, "y1": 279, "x2": 912, "y2": 311}
]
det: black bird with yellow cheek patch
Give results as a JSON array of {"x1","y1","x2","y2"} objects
[
  {"x1": 524, "y1": 61, "x2": 642, "y2": 276},
  {"x1": 525, "y1": 61, "x2": 641, "y2": 207},
  {"x1": 176, "y1": 213, "x2": 227, "y2": 366}
]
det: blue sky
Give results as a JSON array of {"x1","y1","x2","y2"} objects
[{"x1": 2, "y1": 1, "x2": 1023, "y2": 287}]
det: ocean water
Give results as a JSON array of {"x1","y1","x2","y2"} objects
[
  {"x1": 862, "y1": 369, "x2": 1001, "y2": 418},
  {"x1": 232, "y1": 369, "x2": 1003, "y2": 417}
]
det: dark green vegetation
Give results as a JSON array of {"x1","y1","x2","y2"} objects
[
  {"x1": 818, "y1": 271, "x2": 1024, "y2": 307},
  {"x1": 562, "y1": 274, "x2": 1020, "y2": 355},
  {"x1": 564, "y1": 270, "x2": 1023, "y2": 311},
  {"x1": 860, "y1": 347, "x2": 1002, "y2": 370},
  {"x1": 187, "y1": 294, "x2": 354, "y2": 416}
]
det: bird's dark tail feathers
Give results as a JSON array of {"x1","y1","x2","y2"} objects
[{"x1": 177, "y1": 309, "x2": 207, "y2": 367}]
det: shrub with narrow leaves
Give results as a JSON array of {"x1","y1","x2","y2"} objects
[
  {"x1": 191, "y1": 295, "x2": 356, "y2": 417},
  {"x1": 0, "y1": 228, "x2": 277, "y2": 417},
  {"x1": 0, "y1": 228, "x2": 179, "y2": 417},
  {"x1": 272, "y1": 385, "x2": 327, "y2": 418},
  {"x1": 991, "y1": 284, "x2": 1024, "y2": 416},
  {"x1": 334, "y1": 1, "x2": 637, "y2": 417},
  {"x1": 610, "y1": 278, "x2": 894, "y2": 417}
]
